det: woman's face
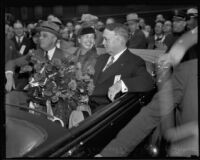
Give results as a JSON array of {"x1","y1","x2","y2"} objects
[{"x1": 78, "y1": 33, "x2": 95, "y2": 50}]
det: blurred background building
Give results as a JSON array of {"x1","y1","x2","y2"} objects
[{"x1": 5, "y1": 3, "x2": 193, "y2": 26}]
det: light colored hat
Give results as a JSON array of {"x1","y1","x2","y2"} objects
[
  {"x1": 36, "y1": 20, "x2": 61, "y2": 38},
  {"x1": 126, "y1": 13, "x2": 139, "y2": 22},
  {"x1": 79, "y1": 14, "x2": 98, "y2": 23},
  {"x1": 187, "y1": 8, "x2": 198, "y2": 17}
]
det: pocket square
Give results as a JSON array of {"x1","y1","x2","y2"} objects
[{"x1": 114, "y1": 75, "x2": 121, "y2": 84}]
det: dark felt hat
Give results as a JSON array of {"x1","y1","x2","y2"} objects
[
  {"x1": 78, "y1": 27, "x2": 95, "y2": 36},
  {"x1": 173, "y1": 10, "x2": 186, "y2": 21},
  {"x1": 36, "y1": 20, "x2": 61, "y2": 38}
]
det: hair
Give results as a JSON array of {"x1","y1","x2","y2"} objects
[
  {"x1": 13, "y1": 20, "x2": 23, "y2": 27},
  {"x1": 106, "y1": 17, "x2": 115, "y2": 23},
  {"x1": 105, "y1": 23, "x2": 129, "y2": 42}
]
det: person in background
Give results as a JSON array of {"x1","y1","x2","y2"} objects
[
  {"x1": 11, "y1": 20, "x2": 34, "y2": 57},
  {"x1": 126, "y1": 13, "x2": 147, "y2": 49},
  {"x1": 106, "y1": 17, "x2": 116, "y2": 25},
  {"x1": 163, "y1": 20, "x2": 172, "y2": 35},
  {"x1": 74, "y1": 23, "x2": 82, "y2": 35},
  {"x1": 26, "y1": 23, "x2": 35, "y2": 38},
  {"x1": 162, "y1": 20, "x2": 174, "y2": 50},
  {"x1": 180, "y1": 8, "x2": 198, "y2": 63},
  {"x1": 155, "y1": 14, "x2": 165, "y2": 23},
  {"x1": 5, "y1": 24, "x2": 14, "y2": 40},
  {"x1": 186, "y1": 8, "x2": 198, "y2": 31},
  {"x1": 74, "y1": 23, "x2": 83, "y2": 47},
  {"x1": 66, "y1": 21, "x2": 76, "y2": 44},
  {"x1": 29, "y1": 28, "x2": 40, "y2": 50},
  {"x1": 59, "y1": 26, "x2": 75, "y2": 53},
  {"x1": 139, "y1": 17, "x2": 149, "y2": 38},
  {"x1": 166, "y1": 10, "x2": 187, "y2": 52},
  {"x1": 96, "y1": 20, "x2": 105, "y2": 32},
  {"x1": 148, "y1": 21, "x2": 166, "y2": 50},
  {"x1": 89, "y1": 23, "x2": 154, "y2": 111},
  {"x1": 144, "y1": 25, "x2": 152, "y2": 38}
]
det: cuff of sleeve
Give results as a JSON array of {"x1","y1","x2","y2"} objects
[
  {"x1": 5, "y1": 71, "x2": 14, "y2": 75},
  {"x1": 121, "y1": 80, "x2": 128, "y2": 93}
]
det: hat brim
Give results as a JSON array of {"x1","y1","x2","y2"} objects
[
  {"x1": 173, "y1": 16, "x2": 185, "y2": 21},
  {"x1": 125, "y1": 19, "x2": 139, "y2": 23},
  {"x1": 36, "y1": 27, "x2": 61, "y2": 38}
]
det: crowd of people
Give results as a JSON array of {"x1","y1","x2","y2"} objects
[{"x1": 5, "y1": 7, "x2": 198, "y2": 157}]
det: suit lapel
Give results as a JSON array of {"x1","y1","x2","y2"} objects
[
  {"x1": 97, "y1": 49, "x2": 128, "y2": 84},
  {"x1": 94, "y1": 54, "x2": 109, "y2": 83}
]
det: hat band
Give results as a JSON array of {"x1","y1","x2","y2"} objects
[{"x1": 41, "y1": 26, "x2": 58, "y2": 32}]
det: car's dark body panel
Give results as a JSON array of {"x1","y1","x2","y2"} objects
[{"x1": 6, "y1": 90, "x2": 156, "y2": 158}]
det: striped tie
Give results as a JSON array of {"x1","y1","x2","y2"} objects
[{"x1": 104, "y1": 56, "x2": 114, "y2": 71}]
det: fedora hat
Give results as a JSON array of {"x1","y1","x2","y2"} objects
[
  {"x1": 36, "y1": 20, "x2": 61, "y2": 38},
  {"x1": 126, "y1": 13, "x2": 139, "y2": 23},
  {"x1": 79, "y1": 14, "x2": 98, "y2": 23},
  {"x1": 173, "y1": 10, "x2": 186, "y2": 21}
]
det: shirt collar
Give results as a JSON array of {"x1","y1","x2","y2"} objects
[
  {"x1": 47, "y1": 47, "x2": 56, "y2": 60},
  {"x1": 16, "y1": 36, "x2": 24, "y2": 41},
  {"x1": 112, "y1": 48, "x2": 127, "y2": 63}
]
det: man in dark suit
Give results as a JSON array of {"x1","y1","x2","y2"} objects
[
  {"x1": 126, "y1": 13, "x2": 147, "y2": 49},
  {"x1": 11, "y1": 20, "x2": 34, "y2": 57},
  {"x1": 89, "y1": 23, "x2": 154, "y2": 111},
  {"x1": 5, "y1": 21, "x2": 67, "y2": 106},
  {"x1": 147, "y1": 21, "x2": 166, "y2": 50},
  {"x1": 96, "y1": 27, "x2": 198, "y2": 157}
]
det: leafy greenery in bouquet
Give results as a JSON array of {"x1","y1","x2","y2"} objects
[{"x1": 21, "y1": 50, "x2": 95, "y2": 126}]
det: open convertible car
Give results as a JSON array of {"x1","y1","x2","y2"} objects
[
  {"x1": 6, "y1": 48, "x2": 163, "y2": 158},
  {"x1": 6, "y1": 89, "x2": 156, "y2": 158}
]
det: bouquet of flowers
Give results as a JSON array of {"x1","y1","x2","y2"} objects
[{"x1": 20, "y1": 50, "x2": 95, "y2": 127}]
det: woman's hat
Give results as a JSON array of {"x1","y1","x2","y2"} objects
[
  {"x1": 36, "y1": 20, "x2": 61, "y2": 38},
  {"x1": 78, "y1": 27, "x2": 95, "y2": 36}
]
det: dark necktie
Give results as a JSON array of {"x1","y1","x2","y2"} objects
[
  {"x1": 45, "y1": 51, "x2": 49, "y2": 60},
  {"x1": 104, "y1": 56, "x2": 114, "y2": 71},
  {"x1": 17, "y1": 37, "x2": 21, "y2": 46}
]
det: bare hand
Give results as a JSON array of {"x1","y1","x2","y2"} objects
[
  {"x1": 5, "y1": 72, "x2": 15, "y2": 92},
  {"x1": 108, "y1": 81, "x2": 122, "y2": 102}
]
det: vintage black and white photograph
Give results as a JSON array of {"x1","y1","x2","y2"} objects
[{"x1": 4, "y1": 0, "x2": 198, "y2": 158}]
